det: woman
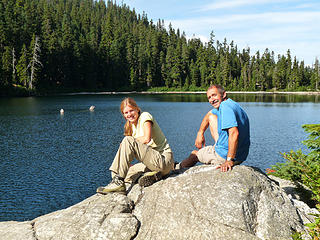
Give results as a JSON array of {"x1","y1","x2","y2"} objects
[{"x1": 97, "y1": 97, "x2": 174, "y2": 194}]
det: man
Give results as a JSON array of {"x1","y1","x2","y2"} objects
[{"x1": 178, "y1": 84, "x2": 250, "y2": 172}]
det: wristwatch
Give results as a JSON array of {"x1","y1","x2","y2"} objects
[{"x1": 227, "y1": 157, "x2": 235, "y2": 161}]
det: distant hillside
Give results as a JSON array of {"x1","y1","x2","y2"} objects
[{"x1": 0, "y1": 0, "x2": 319, "y2": 96}]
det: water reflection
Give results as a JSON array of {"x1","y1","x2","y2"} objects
[
  {"x1": 126, "y1": 92, "x2": 320, "y2": 103},
  {"x1": 229, "y1": 93, "x2": 320, "y2": 103}
]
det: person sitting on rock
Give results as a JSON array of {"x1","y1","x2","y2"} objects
[
  {"x1": 176, "y1": 84, "x2": 250, "y2": 172},
  {"x1": 97, "y1": 97, "x2": 174, "y2": 194}
]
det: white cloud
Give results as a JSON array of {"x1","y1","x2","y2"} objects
[
  {"x1": 165, "y1": 10, "x2": 320, "y2": 64},
  {"x1": 293, "y1": 3, "x2": 320, "y2": 9},
  {"x1": 196, "y1": 0, "x2": 292, "y2": 11},
  {"x1": 124, "y1": 0, "x2": 320, "y2": 65},
  {"x1": 169, "y1": 11, "x2": 320, "y2": 30}
]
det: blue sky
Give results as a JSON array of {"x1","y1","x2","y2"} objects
[{"x1": 122, "y1": 0, "x2": 320, "y2": 66}]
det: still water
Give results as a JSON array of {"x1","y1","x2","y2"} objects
[{"x1": 0, "y1": 93, "x2": 319, "y2": 221}]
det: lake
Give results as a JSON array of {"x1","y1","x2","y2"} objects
[{"x1": 0, "y1": 93, "x2": 319, "y2": 221}]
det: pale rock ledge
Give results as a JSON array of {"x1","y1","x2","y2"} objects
[{"x1": 0, "y1": 165, "x2": 318, "y2": 240}]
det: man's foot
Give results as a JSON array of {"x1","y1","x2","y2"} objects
[
  {"x1": 96, "y1": 175, "x2": 126, "y2": 194},
  {"x1": 138, "y1": 171, "x2": 162, "y2": 187}
]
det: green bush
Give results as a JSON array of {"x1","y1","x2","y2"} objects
[
  {"x1": 269, "y1": 124, "x2": 320, "y2": 239},
  {"x1": 269, "y1": 150, "x2": 306, "y2": 181}
]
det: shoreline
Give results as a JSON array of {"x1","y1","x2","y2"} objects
[{"x1": 62, "y1": 90, "x2": 320, "y2": 96}]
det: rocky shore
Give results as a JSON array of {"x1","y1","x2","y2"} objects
[{"x1": 0, "y1": 165, "x2": 318, "y2": 240}]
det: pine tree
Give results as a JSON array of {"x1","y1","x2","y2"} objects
[
  {"x1": 261, "y1": 48, "x2": 274, "y2": 90},
  {"x1": 159, "y1": 50, "x2": 167, "y2": 87},
  {"x1": 299, "y1": 61, "x2": 306, "y2": 87},
  {"x1": 221, "y1": 54, "x2": 231, "y2": 88},
  {"x1": 252, "y1": 51, "x2": 266, "y2": 91},
  {"x1": 165, "y1": 43, "x2": 175, "y2": 88},
  {"x1": 273, "y1": 55, "x2": 287, "y2": 90},
  {"x1": 289, "y1": 57, "x2": 300, "y2": 90},
  {"x1": 190, "y1": 60, "x2": 200, "y2": 87},
  {"x1": 2, "y1": 46, "x2": 12, "y2": 86},
  {"x1": 0, "y1": 0, "x2": 6, "y2": 49},
  {"x1": 312, "y1": 58, "x2": 320, "y2": 90},
  {"x1": 16, "y1": 44, "x2": 29, "y2": 87},
  {"x1": 239, "y1": 48, "x2": 251, "y2": 90},
  {"x1": 150, "y1": 31, "x2": 161, "y2": 87},
  {"x1": 286, "y1": 50, "x2": 292, "y2": 89}
]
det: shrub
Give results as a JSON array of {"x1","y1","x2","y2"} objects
[{"x1": 269, "y1": 124, "x2": 320, "y2": 239}]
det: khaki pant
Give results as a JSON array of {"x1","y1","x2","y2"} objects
[{"x1": 109, "y1": 136, "x2": 174, "y2": 182}]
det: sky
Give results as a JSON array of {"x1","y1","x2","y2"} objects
[{"x1": 122, "y1": 0, "x2": 320, "y2": 66}]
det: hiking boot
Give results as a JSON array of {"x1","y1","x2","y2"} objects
[
  {"x1": 96, "y1": 175, "x2": 126, "y2": 194},
  {"x1": 138, "y1": 171, "x2": 162, "y2": 187}
]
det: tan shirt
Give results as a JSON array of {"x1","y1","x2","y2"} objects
[{"x1": 132, "y1": 112, "x2": 171, "y2": 153}]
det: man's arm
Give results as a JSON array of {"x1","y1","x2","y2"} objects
[
  {"x1": 195, "y1": 111, "x2": 212, "y2": 149},
  {"x1": 217, "y1": 126, "x2": 239, "y2": 172}
]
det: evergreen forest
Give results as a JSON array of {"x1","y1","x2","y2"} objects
[{"x1": 1, "y1": 0, "x2": 320, "y2": 96}]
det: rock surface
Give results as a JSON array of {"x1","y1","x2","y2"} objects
[
  {"x1": 0, "y1": 194, "x2": 139, "y2": 240},
  {"x1": 0, "y1": 165, "x2": 317, "y2": 240},
  {"x1": 133, "y1": 165, "x2": 307, "y2": 240},
  {"x1": 268, "y1": 175, "x2": 313, "y2": 202}
]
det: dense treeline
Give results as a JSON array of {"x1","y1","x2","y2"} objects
[{"x1": 1, "y1": 0, "x2": 320, "y2": 96}]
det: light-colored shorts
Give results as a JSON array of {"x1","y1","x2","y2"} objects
[
  {"x1": 197, "y1": 145, "x2": 243, "y2": 167},
  {"x1": 196, "y1": 146, "x2": 226, "y2": 166}
]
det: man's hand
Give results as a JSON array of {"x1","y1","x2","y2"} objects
[
  {"x1": 195, "y1": 131, "x2": 205, "y2": 149},
  {"x1": 216, "y1": 160, "x2": 234, "y2": 172}
]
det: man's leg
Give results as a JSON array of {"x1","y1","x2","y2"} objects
[
  {"x1": 197, "y1": 146, "x2": 225, "y2": 167},
  {"x1": 180, "y1": 150, "x2": 199, "y2": 168},
  {"x1": 177, "y1": 114, "x2": 219, "y2": 169},
  {"x1": 178, "y1": 146, "x2": 225, "y2": 170}
]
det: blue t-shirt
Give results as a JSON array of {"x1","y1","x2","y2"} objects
[{"x1": 211, "y1": 99, "x2": 250, "y2": 162}]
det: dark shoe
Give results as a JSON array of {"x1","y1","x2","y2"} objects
[
  {"x1": 138, "y1": 171, "x2": 162, "y2": 187},
  {"x1": 97, "y1": 175, "x2": 126, "y2": 194}
]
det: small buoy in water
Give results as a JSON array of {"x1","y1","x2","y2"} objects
[
  {"x1": 60, "y1": 109, "x2": 64, "y2": 114},
  {"x1": 89, "y1": 106, "x2": 95, "y2": 111}
]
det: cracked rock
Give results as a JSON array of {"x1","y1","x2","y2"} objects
[
  {"x1": 132, "y1": 165, "x2": 311, "y2": 240},
  {"x1": 0, "y1": 165, "x2": 317, "y2": 240}
]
